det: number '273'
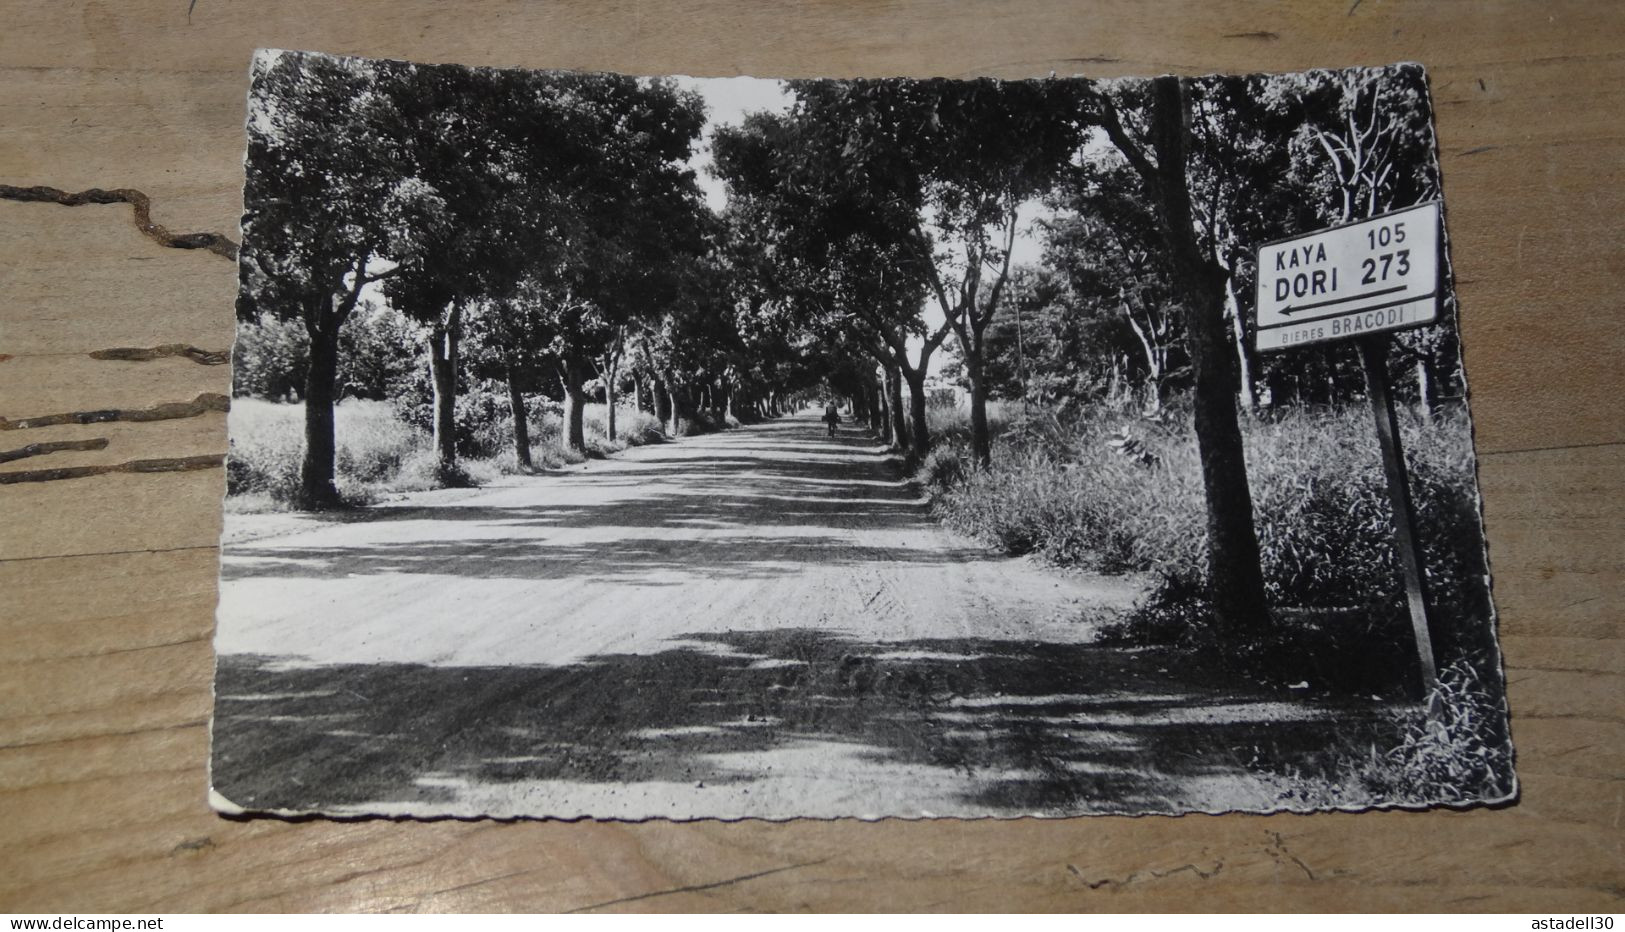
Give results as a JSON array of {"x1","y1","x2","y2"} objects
[{"x1": 1361, "y1": 249, "x2": 1410, "y2": 285}]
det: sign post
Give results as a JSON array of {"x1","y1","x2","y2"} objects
[
  {"x1": 1254, "y1": 202, "x2": 1443, "y2": 698},
  {"x1": 1357, "y1": 334, "x2": 1439, "y2": 695}
]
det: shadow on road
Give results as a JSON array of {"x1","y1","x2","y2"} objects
[
  {"x1": 214, "y1": 628, "x2": 1389, "y2": 816},
  {"x1": 221, "y1": 418, "x2": 986, "y2": 585},
  {"x1": 219, "y1": 530, "x2": 986, "y2": 584}
]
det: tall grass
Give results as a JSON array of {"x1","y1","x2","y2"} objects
[
  {"x1": 921, "y1": 401, "x2": 1481, "y2": 615},
  {"x1": 226, "y1": 399, "x2": 422, "y2": 509},
  {"x1": 226, "y1": 397, "x2": 669, "y2": 512}
]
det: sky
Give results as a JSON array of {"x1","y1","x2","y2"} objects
[{"x1": 673, "y1": 76, "x2": 794, "y2": 214}]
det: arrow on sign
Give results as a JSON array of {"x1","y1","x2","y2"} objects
[{"x1": 1280, "y1": 284, "x2": 1408, "y2": 316}]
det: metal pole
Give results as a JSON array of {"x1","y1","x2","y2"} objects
[{"x1": 1358, "y1": 333, "x2": 1439, "y2": 698}]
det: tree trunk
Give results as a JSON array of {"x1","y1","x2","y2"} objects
[
  {"x1": 653, "y1": 374, "x2": 672, "y2": 430},
  {"x1": 1144, "y1": 75, "x2": 1268, "y2": 636},
  {"x1": 1124, "y1": 303, "x2": 1165, "y2": 415},
  {"x1": 298, "y1": 322, "x2": 342, "y2": 509},
  {"x1": 562, "y1": 354, "x2": 588, "y2": 453},
  {"x1": 604, "y1": 362, "x2": 618, "y2": 442},
  {"x1": 871, "y1": 375, "x2": 887, "y2": 441},
  {"x1": 665, "y1": 379, "x2": 682, "y2": 435},
  {"x1": 885, "y1": 364, "x2": 907, "y2": 451},
  {"x1": 428, "y1": 308, "x2": 460, "y2": 481},
  {"x1": 903, "y1": 367, "x2": 930, "y2": 459},
  {"x1": 297, "y1": 260, "x2": 369, "y2": 509},
  {"x1": 965, "y1": 327, "x2": 991, "y2": 467},
  {"x1": 1223, "y1": 267, "x2": 1256, "y2": 413},
  {"x1": 505, "y1": 353, "x2": 532, "y2": 470}
]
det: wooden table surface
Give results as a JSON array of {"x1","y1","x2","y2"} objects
[{"x1": 2, "y1": 0, "x2": 1621, "y2": 913}]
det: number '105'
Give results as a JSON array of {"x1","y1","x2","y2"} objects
[{"x1": 1367, "y1": 221, "x2": 1407, "y2": 248}]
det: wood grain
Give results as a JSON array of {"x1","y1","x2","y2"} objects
[{"x1": 1, "y1": 0, "x2": 1621, "y2": 913}]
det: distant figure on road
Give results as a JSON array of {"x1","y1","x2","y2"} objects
[{"x1": 823, "y1": 403, "x2": 841, "y2": 437}]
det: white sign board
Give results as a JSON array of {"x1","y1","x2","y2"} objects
[{"x1": 1253, "y1": 201, "x2": 1441, "y2": 353}]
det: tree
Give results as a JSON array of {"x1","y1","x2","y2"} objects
[
  {"x1": 712, "y1": 105, "x2": 942, "y2": 457},
  {"x1": 239, "y1": 51, "x2": 445, "y2": 508},
  {"x1": 1046, "y1": 161, "x2": 1187, "y2": 413},
  {"x1": 378, "y1": 61, "x2": 577, "y2": 479},
  {"x1": 512, "y1": 76, "x2": 709, "y2": 454},
  {"x1": 887, "y1": 80, "x2": 1086, "y2": 465},
  {"x1": 462, "y1": 282, "x2": 561, "y2": 469},
  {"x1": 1090, "y1": 76, "x2": 1270, "y2": 637},
  {"x1": 744, "y1": 79, "x2": 1085, "y2": 464}
]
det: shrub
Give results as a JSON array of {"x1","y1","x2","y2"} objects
[
  {"x1": 925, "y1": 400, "x2": 1018, "y2": 448},
  {"x1": 336, "y1": 305, "x2": 421, "y2": 401},
  {"x1": 393, "y1": 376, "x2": 514, "y2": 459},
  {"x1": 1363, "y1": 660, "x2": 1515, "y2": 804},
  {"x1": 1096, "y1": 575, "x2": 1212, "y2": 647},
  {"x1": 584, "y1": 405, "x2": 666, "y2": 455},
  {"x1": 232, "y1": 316, "x2": 309, "y2": 401},
  {"x1": 929, "y1": 407, "x2": 1203, "y2": 576},
  {"x1": 233, "y1": 306, "x2": 420, "y2": 403}
]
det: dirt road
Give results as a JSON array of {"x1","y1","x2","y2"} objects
[{"x1": 214, "y1": 414, "x2": 1356, "y2": 818}]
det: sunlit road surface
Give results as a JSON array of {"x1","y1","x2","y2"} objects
[{"x1": 213, "y1": 413, "x2": 1355, "y2": 818}]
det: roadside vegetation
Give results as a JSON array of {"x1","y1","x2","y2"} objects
[
  {"x1": 225, "y1": 396, "x2": 675, "y2": 513},
  {"x1": 912, "y1": 395, "x2": 1509, "y2": 803},
  {"x1": 920, "y1": 399, "x2": 1479, "y2": 628}
]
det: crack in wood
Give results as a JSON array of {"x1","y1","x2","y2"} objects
[
  {"x1": 0, "y1": 184, "x2": 239, "y2": 260},
  {"x1": 89, "y1": 344, "x2": 230, "y2": 365},
  {"x1": 0, "y1": 453, "x2": 223, "y2": 484},
  {"x1": 1067, "y1": 860, "x2": 1225, "y2": 890},
  {"x1": 565, "y1": 859, "x2": 829, "y2": 913},
  {"x1": 0, "y1": 437, "x2": 110, "y2": 463},
  {"x1": 1, "y1": 392, "x2": 229, "y2": 430},
  {"x1": 1265, "y1": 832, "x2": 1320, "y2": 882}
]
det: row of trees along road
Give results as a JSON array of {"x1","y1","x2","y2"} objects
[
  {"x1": 240, "y1": 53, "x2": 1451, "y2": 639},
  {"x1": 241, "y1": 53, "x2": 808, "y2": 509}
]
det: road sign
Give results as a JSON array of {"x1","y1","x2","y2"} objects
[
  {"x1": 1246, "y1": 200, "x2": 1448, "y2": 700},
  {"x1": 1253, "y1": 201, "x2": 1441, "y2": 353}
]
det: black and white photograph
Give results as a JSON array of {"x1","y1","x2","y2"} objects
[{"x1": 211, "y1": 49, "x2": 1515, "y2": 819}]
